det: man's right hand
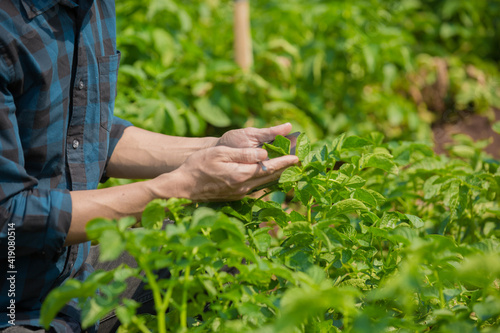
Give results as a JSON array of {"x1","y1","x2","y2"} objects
[{"x1": 155, "y1": 146, "x2": 299, "y2": 201}]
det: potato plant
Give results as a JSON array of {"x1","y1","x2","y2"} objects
[
  {"x1": 113, "y1": 0, "x2": 500, "y2": 143},
  {"x1": 41, "y1": 133, "x2": 500, "y2": 332}
]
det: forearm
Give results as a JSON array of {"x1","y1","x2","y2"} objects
[
  {"x1": 66, "y1": 172, "x2": 188, "y2": 245},
  {"x1": 66, "y1": 144, "x2": 298, "y2": 245},
  {"x1": 106, "y1": 126, "x2": 219, "y2": 179}
]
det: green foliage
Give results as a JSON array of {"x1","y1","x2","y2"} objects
[
  {"x1": 113, "y1": 0, "x2": 500, "y2": 142},
  {"x1": 41, "y1": 133, "x2": 500, "y2": 332}
]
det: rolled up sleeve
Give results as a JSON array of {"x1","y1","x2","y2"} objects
[
  {"x1": 100, "y1": 116, "x2": 133, "y2": 182},
  {"x1": 107, "y1": 115, "x2": 133, "y2": 161}
]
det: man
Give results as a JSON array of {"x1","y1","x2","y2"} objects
[{"x1": 0, "y1": 0, "x2": 298, "y2": 331}]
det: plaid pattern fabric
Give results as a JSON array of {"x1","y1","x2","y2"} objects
[{"x1": 0, "y1": 0, "x2": 131, "y2": 331}]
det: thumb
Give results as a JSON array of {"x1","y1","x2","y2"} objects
[{"x1": 257, "y1": 123, "x2": 292, "y2": 144}]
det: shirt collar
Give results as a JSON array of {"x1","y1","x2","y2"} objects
[{"x1": 21, "y1": 0, "x2": 79, "y2": 19}]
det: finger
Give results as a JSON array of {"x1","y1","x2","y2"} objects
[
  {"x1": 257, "y1": 155, "x2": 299, "y2": 175},
  {"x1": 245, "y1": 167, "x2": 292, "y2": 192},
  {"x1": 223, "y1": 147, "x2": 268, "y2": 164},
  {"x1": 253, "y1": 123, "x2": 293, "y2": 144}
]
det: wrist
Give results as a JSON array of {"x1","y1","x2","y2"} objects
[
  {"x1": 204, "y1": 136, "x2": 220, "y2": 148},
  {"x1": 145, "y1": 170, "x2": 193, "y2": 201}
]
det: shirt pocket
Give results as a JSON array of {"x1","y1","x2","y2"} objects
[{"x1": 97, "y1": 50, "x2": 121, "y2": 132}]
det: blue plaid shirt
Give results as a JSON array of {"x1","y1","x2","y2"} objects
[{"x1": 0, "y1": 0, "x2": 131, "y2": 331}]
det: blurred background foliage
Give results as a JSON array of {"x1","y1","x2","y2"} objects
[{"x1": 114, "y1": 0, "x2": 500, "y2": 144}]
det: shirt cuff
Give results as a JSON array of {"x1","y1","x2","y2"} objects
[{"x1": 100, "y1": 116, "x2": 133, "y2": 183}]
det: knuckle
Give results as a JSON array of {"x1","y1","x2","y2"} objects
[{"x1": 266, "y1": 165, "x2": 276, "y2": 174}]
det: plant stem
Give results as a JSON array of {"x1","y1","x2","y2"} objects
[
  {"x1": 142, "y1": 264, "x2": 167, "y2": 333},
  {"x1": 307, "y1": 197, "x2": 314, "y2": 223},
  {"x1": 434, "y1": 271, "x2": 445, "y2": 309},
  {"x1": 133, "y1": 317, "x2": 152, "y2": 333},
  {"x1": 180, "y1": 265, "x2": 191, "y2": 330}
]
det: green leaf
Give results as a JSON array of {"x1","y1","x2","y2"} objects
[
  {"x1": 185, "y1": 109, "x2": 206, "y2": 136},
  {"x1": 99, "y1": 229, "x2": 125, "y2": 261},
  {"x1": 378, "y1": 212, "x2": 399, "y2": 229},
  {"x1": 212, "y1": 214, "x2": 246, "y2": 242},
  {"x1": 443, "y1": 180, "x2": 460, "y2": 213},
  {"x1": 423, "y1": 175, "x2": 442, "y2": 200},
  {"x1": 40, "y1": 271, "x2": 114, "y2": 328},
  {"x1": 152, "y1": 28, "x2": 175, "y2": 67},
  {"x1": 141, "y1": 199, "x2": 167, "y2": 230},
  {"x1": 115, "y1": 299, "x2": 140, "y2": 327},
  {"x1": 345, "y1": 175, "x2": 366, "y2": 188},
  {"x1": 273, "y1": 135, "x2": 291, "y2": 155},
  {"x1": 263, "y1": 142, "x2": 287, "y2": 159},
  {"x1": 249, "y1": 228, "x2": 272, "y2": 253},
  {"x1": 117, "y1": 216, "x2": 136, "y2": 232},
  {"x1": 329, "y1": 199, "x2": 367, "y2": 216},
  {"x1": 405, "y1": 214, "x2": 424, "y2": 228},
  {"x1": 283, "y1": 222, "x2": 312, "y2": 236},
  {"x1": 191, "y1": 207, "x2": 217, "y2": 229},
  {"x1": 296, "y1": 133, "x2": 310, "y2": 160},
  {"x1": 86, "y1": 218, "x2": 115, "y2": 240},
  {"x1": 342, "y1": 136, "x2": 373, "y2": 149},
  {"x1": 353, "y1": 188, "x2": 378, "y2": 207},
  {"x1": 81, "y1": 281, "x2": 125, "y2": 328},
  {"x1": 279, "y1": 166, "x2": 303, "y2": 183},
  {"x1": 164, "y1": 99, "x2": 186, "y2": 136},
  {"x1": 493, "y1": 121, "x2": 500, "y2": 134},
  {"x1": 362, "y1": 153, "x2": 399, "y2": 174},
  {"x1": 194, "y1": 97, "x2": 231, "y2": 127}
]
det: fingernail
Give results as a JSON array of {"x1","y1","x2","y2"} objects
[{"x1": 257, "y1": 148, "x2": 268, "y2": 160}]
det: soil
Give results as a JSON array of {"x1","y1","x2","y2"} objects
[{"x1": 432, "y1": 108, "x2": 500, "y2": 158}]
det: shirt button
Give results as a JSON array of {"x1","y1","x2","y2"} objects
[
  {"x1": 78, "y1": 80, "x2": 84, "y2": 90},
  {"x1": 72, "y1": 139, "x2": 80, "y2": 149}
]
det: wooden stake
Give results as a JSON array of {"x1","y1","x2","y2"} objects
[{"x1": 234, "y1": 0, "x2": 253, "y2": 71}]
